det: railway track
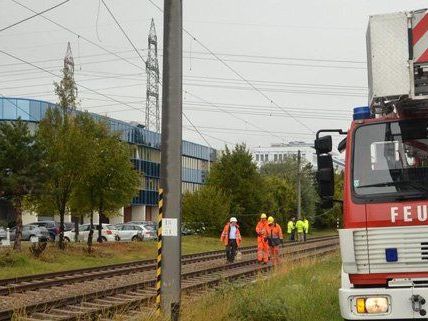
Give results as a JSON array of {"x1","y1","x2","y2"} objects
[
  {"x1": 0, "y1": 235, "x2": 336, "y2": 296},
  {"x1": 0, "y1": 236, "x2": 338, "y2": 321}
]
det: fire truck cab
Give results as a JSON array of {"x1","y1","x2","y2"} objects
[{"x1": 315, "y1": 9, "x2": 428, "y2": 320}]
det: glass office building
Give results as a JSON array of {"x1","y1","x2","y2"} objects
[{"x1": 0, "y1": 97, "x2": 216, "y2": 224}]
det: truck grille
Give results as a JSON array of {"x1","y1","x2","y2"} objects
[{"x1": 354, "y1": 226, "x2": 428, "y2": 273}]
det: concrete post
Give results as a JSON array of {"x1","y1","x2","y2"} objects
[{"x1": 160, "y1": 0, "x2": 182, "y2": 320}]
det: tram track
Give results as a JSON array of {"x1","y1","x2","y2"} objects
[
  {"x1": 0, "y1": 235, "x2": 336, "y2": 296},
  {"x1": 0, "y1": 236, "x2": 339, "y2": 321}
]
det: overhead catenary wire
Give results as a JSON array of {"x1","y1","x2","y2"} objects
[
  {"x1": 0, "y1": 49, "x2": 152, "y2": 116},
  {"x1": 100, "y1": 0, "x2": 221, "y2": 146},
  {"x1": 11, "y1": 0, "x2": 144, "y2": 71},
  {"x1": 146, "y1": 0, "x2": 315, "y2": 134},
  {"x1": 0, "y1": 0, "x2": 71, "y2": 33},
  {"x1": 100, "y1": 0, "x2": 287, "y2": 145}
]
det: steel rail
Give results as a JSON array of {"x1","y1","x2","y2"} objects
[
  {"x1": 0, "y1": 237, "x2": 339, "y2": 321},
  {"x1": 0, "y1": 235, "x2": 337, "y2": 296}
]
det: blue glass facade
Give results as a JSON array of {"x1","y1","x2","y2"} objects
[{"x1": 0, "y1": 97, "x2": 216, "y2": 207}]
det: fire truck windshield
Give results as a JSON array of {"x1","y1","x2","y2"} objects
[{"x1": 353, "y1": 119, "x2": 428, "y2": 201}]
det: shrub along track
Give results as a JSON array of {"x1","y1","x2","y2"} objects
[{"x1": 0, "y1": 236, "x2": 338, "y2": 321}]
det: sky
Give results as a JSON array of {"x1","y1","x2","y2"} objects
[{"x1": 0, "y1": 0, "x2": 427, "y2": 150}]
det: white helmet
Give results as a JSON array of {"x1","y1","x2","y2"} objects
[{"x1": 230, "y1": 217, "x2": 237, "y2": 223}]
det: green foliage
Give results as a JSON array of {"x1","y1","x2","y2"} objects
[
  {"x1": 0, "y1": 120, "x2": 44, "y2": 201},
  {"x1": 207, "y1": 144, "x2": 266, "y2": 233},
  {"x1": 34, "y1": 109, "x2": 93, "y2": 223},
  {"x1": 179, "y1": 254, "x2": 341, "y2": 321},
  {"x1": 182, "y1": 186, "x2": 231, "y2": 234},
  {"x1": 260, "y1": 157, "x2": 318, "y2": 222},
  {"x1": 0, "y1": 119, "x2": 45, "y2": 250},
  {"x1": 262, "y1": 175, "x2": 296, "y2": 224},
  {"x1": 54, "y1": 63, "x2": 78, "y2": 113},
  {"x1": 71, "y1": 114, "x2": 140, "y2": 244}
]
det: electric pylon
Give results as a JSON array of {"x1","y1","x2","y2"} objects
[
  {"x1": 145, "y1": 18, "x2": 160, "y2": 132},
  {"x1": 64, "y1": 41, "x2": 75, "y2": 73}
]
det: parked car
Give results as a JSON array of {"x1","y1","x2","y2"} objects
[
  {"x1": 114, "y1": 224, "x2": 145, "y2": 241},
  {"x1": 9, "y1": 225, "x2": 50, "y2": 241},
  {"x1": 63, "y1": 224, "x2": 119, "y2": 242},
  {"x1": 128, "y1": 220, "x2": 158, "y2": 232},
  {"x1": 181, "y1": 225, "x2": 194, "y2": 236},
  {"x1": 31, "y1": 221, "x2": 74, "y2": 240},
  {"x1": 0, "y1": 226, "x2": 6, "y2": 240},
  {"x1": 137, "y1": 224, "x2": 157, "y2": 240}
]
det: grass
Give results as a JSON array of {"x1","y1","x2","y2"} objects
[
  {"x1": 177, "y1": 252, "x2": 342, "y2": 321},
  {"x1": 0, "y1": 229, "x2": 336, "y2": 280},
  {"x1": 0, "y1": 235, "x2": 254, "y2": 280}
]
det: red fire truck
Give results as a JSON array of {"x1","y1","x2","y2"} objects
[{"x1": 315, "y1": 9, "x2": 428, "y2": 320}]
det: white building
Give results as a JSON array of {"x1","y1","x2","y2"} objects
[{"x1": 250, "y1": 142, "x2": 317, "y2": 168}]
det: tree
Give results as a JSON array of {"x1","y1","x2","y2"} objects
[
  {"x1": 35, "y1": 109, "x2": 93, "y2": 249},
  {"x1": 0, "y1": 119, "x2": 44, "y2": 251},
  {"x1": 207, "y1": 144, "x2": 266, "y2": 234},
  {"x1": 262, "y1": 175, "x2": 296, "y2": 224},
  {"x1": 182, "y1": 186, "x2": 231, "y2": 234},
  {"x1": 32, "y1": 61, "x2": 86, "y2": 250},
  {"x1": 260, "y1": 157, "x2": 318, "y2": 222},
  {"x1": 71, "y1": 114, "x2": 140, "y2": 249},
  {"x1": 54, "y1": 59, "x2": 77, "y2": 114}
]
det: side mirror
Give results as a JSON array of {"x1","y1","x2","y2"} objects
[
  {"x1": 314, "y1": 135, "x2": 332, "y2": 154},
  {"x1": 316, "y1": 153, "x2": 334, "y2": 209}
]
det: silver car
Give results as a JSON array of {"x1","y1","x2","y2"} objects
[
  {"x1": 9, "y1": 225, "x2": 50, "y2": 241},
  {"x1": 0, "y1": 226, "x2": 6, "y2": 240},
  {"x1": 115, "y1": 224, "x2": 145, "y2": 241}
]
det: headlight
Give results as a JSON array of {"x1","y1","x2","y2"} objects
[{"x1": 355, "y1": 297, "x2": 389, "y2": 314}]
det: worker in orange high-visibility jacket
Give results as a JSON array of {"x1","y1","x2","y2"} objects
[
  {"x1": 255, "y1": 213, "x2": 269, "y2": 264},
  {"x1": 266, "y1": 216, "x2": 284, "y2": 265},
  {"x1": 220, "y1": 217, "x2": 242, "y2": 263}
]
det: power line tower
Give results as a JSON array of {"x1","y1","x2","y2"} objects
[
  {"x1": 64, "y1": 41, "x2": 75, "y2": 73},
  {"x1": 145, "y1": 18, "x2": 160, "y2": 132},
  {"x1": 57, "y1": 41, "x2": 77, "y2": 112}
]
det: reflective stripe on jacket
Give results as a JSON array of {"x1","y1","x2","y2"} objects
[
  {"x1": 256, "y1": 220, "x2": 268, "y2": 237},
  {"x1": 220, "y1": 223, "x2": 241, "y2": 246}
]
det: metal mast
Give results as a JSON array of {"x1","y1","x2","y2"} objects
[
  {"x1": 146, "y1": 18, "x2": 160, "y2": 132},
  {"x1": 64, "y1": 41, "x2": 75, "y2": 73}
]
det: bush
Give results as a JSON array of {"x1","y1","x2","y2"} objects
[{"x1": 183, "y1": 186, "x2": 231, "y2": 235}]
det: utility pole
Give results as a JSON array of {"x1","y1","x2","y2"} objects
[
  {"x1": 159, "y1": 0, "x2": 182, "y2": 320},
  {"x1": 297, "y1": 150, "x2": 302, "y2": 219}
]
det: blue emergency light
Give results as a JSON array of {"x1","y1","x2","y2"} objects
[
  {"x1": 385, "y1": 248, "x2": 398, "y2": 262},
  {"x1": 353, "y1": 106, "x2": 371, "y2": 120}
]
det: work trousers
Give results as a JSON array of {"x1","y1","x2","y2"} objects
[
  {"x1": 304, "y1": 231, "x2": 307, "y2": 242},
  {"x1": 269, "y1": 245, "x2": 280, "y2": 265},
  {"x1": 289, "y1": 231, "x2": 295, "y2": 241},
  {"x1": 257, "y1": 236, "x2": 269, "y2": 263},
  {"x1": 297, "y1": 232, "x2": 304, "y2": 242},
  {"x1": 226, "y1": 239, "x2": 238, "y2": 263}
]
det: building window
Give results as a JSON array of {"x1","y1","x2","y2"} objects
[
  {"x1": 256, "y1": 154, "x2": 259, "y2": 161},
  {"x1": 265, "y1": 154, "x2": 269, "y2": 162},
  {"x1": 274, "y1": 154, "x2": 278, "y2": 162},
  {"x1": 279, "y1": 154, "x2": 283, "y2": 162}
]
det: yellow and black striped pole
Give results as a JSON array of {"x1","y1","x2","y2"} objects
[{"x1": 156, "y1": 188, "x2": 164, "y2": 316}]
